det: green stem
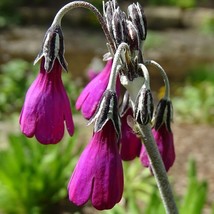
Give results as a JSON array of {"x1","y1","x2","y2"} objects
[{"x1": 137, "y1": 123, "x2": 178, "y2": 214}]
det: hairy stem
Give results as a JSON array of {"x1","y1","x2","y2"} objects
[
  {"x1": 144, "y1": 59, "x2": 170, "y2": 99},
  {"x1": 51, "y1": 1, "x2": 115, "y2": 53},
  {"x1": 138, "y1": 63, "x2": 150, "y2": 88},
  {"x1": 107, "y1": 42, "x2": 129, "y2": 90},
  {"x1": 137, "y1": 123, "x2": 178, "y2": 214}
]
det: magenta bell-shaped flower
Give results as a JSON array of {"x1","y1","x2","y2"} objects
[
  {"x1": 120, "y1": 109, "x2": 141, "y2": 161},
  {"x1": 68, "y1": 121, "x2": 124, "y2": 210},
  {"x1": 76, "y1": 60, "x2": 113, "y2": 119},
  {"x1": 140, "y1": 124, "x2": 175, "y2": 172},
  {"x1": 19, "y1": 58, "x2": 74, "y2": 144}
]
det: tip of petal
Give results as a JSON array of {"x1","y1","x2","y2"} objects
[
  {"x1": 20, "y1": 119, "x2": 36, "y2": 138},
  {"x1": 21, "y1": 128, "x2": 35, "y2": 138},
  {"x1": 67, "y1": 124, "x2": 75, "y2": 136},
  {"x1": 35, "y1": 135, "x2": 62, "y2": 145}
]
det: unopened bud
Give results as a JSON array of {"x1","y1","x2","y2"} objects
[
  {"x1": 134, "y1": 86, "x2": 154, "y2": 125},
  {"x1": 128, "y1": 3, "x2": 147, "y2": 41},
  {"x1": 126, "y1": 20, "x2": 140, "y2": 51},
  {"x1": 103, "y1": 1, "x2": 114, "y2": 37},
  {"x1": 112, "y1": 7, "x2": 127, "y2": 46},
  {"x1": 154, "y1": 98, "x2": 173, "y2": 132}
]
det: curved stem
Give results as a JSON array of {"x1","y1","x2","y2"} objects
[
  {"x1": 107, "y1": 42, "x2": 129, "y2": 90},
  {"x1": 51, "y1": 1, "x2": 115, "y2": 53},
  {"x1": 144, "y1": 59, "x2": 170, "y2": 99},
  {"x1": 137, "y1": 123, "x2": 178, "y2": 214},
  {"x1": 138, "y1": 63, "x2": 150, "y2": 88}
]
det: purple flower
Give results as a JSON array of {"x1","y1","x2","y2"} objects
[
  {"x1": 76, "y1": 60, "x2": 113, "y2": 119},
  {"x1": 140, "y1": 124, "x2": 175, "y2": 172},
  {"x1": 68, "y1": 121, "x2": 124, "y2": 210},
  {"x1": 19, "y1": 58, "x2": 74, "y2": 144},
  {"x1": 120, "y1": 109, "x2": 141, "y2": 161}
]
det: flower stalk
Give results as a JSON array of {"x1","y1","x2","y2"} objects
[
  {"x1": 137, "y1": 123, "x2": 178, "y2": 214},
  {"x1": 107, "y1": 42, "x2": 129, "y2": 90},
  {"x1": 144, "y1": 59, "x2": 170, "y2": 99},
  {"x1": 51, "y1": 1, "x2": 116, "y2": 54}
]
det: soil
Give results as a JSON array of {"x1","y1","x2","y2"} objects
[{"x1": 170, "y1": 123, "x2": 214, "y2": 213}]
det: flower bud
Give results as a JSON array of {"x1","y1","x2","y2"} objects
[
  {"x1": 134, "y1": 86, "x2": 154, "y2": 125},
  {"x1": 112, "y1": 7, "x2": 127, "y2": 46},
  {"x1": 154, "y1": 98, "x2": 173, "y2": 132},
  {"x1": 34, "y1": 25, "x2": 68, "y2": 72},
  {"x1": 126, "y1": 20, "x2": 140, "y2": 51},
  {"x1": 128, "y1": 3, "x2": 147, "y2": 41},
  {"x1": 103, "y1": 1, "x2": 115, "y2": 37}
]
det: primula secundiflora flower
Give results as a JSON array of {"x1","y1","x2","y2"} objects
[
  {"x1": 68, "y1": 65, "x2": 123, "y2": 209},
  {"x1": 140, "y1": 98, "x2": 175, "y2": 171},
  {"x1": 20, "y1": 24, "x2": 73, "y2": 144},
  {"x1": 20, "y1": 58, "x2": 74, "y2": 144},
  {"x1": 76, "y1": 60, "x2": 113, "y2": 120},
  {"x1": 68, "y1": 121, "x2": 123, "y2": 210}
]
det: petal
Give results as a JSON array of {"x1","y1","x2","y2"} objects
[
  {"x1": 76, "y1": 60, "x2": 112, "y2": 119},
  {"x1": 20, "y1": 109, "x2": 37, "y2": 138},
  {"x1": 157, "y1": 126, "x2": 175, "y2": 171},
  {"x1": 120, "y1": 109, "x2": 141, "y2": 161},
  {"x1": 19, "y1": 78, "x2": 41, "y2": 137},
  {"x1": 68, "y1": 121, "x2": 124, "y2": 210},
  {"x1": 81, "y1": 85, "x2": 105, "y2": 119},
  {"x1": 61, "y1": 84, "x2": 74, "y2": 136},
  {"x1": 140, "y1": 125, "x2": 176, "y2": 172},
  {"x1": 75, "y1": 86, "x2": 89, "y2": 111},
  {"x1": 92, "y1": 149, "x2": 123, "y2": 210},
  {"x1": 35, "y1": 90, "x2": 64, "y2": 144},
  {"x1": 68, "y1": 142, "x2": 95, "y2": 206},
  {"x1": 121, "y1": 135, "x2": 141, "y2": 161},
  {"x1": 91, "y1": 122, "x2": 123, "y2": 210},
  {"x1": 140, "y1": 144, "x2": 150, "y2": 167}
]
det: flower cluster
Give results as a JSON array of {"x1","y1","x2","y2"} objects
[{"x1": 20, "y1": 0, "x2": 175, "y2": 211}]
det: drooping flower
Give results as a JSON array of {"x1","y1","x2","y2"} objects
[
  {"x1": 120, "y1": 108, "x2": 141, "y2": 161},
  {"x1": 76, "y1": 60, "x2": 113, "y2": 120},
  {"x1": 19, "y1": 58, "x2": 74, "y2": 144},
  {"x1": 140, "y1": 98, "x2": 175, "y2": 171},
  {"x1": 140, "y1": 124, "x2": 175, "y2": 172},
  {"x1": 68, "y1": 121, "x2": 123, "y2": 210}
]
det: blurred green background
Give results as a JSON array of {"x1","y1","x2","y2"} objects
[{"x1": 0, "y1": 0, "x2": 214, "y2": 213}]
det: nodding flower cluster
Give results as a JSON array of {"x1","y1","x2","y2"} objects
[{"x1": 20, "y1": 0, "x2": 175, "y2": 210}]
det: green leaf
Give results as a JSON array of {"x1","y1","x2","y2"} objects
[
  {"x1": 180, "y1": 160, "x2": 208, "y2": 214},
  {"x1": 0, "y1": 132, "x2": 82, "y2": 213}
]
